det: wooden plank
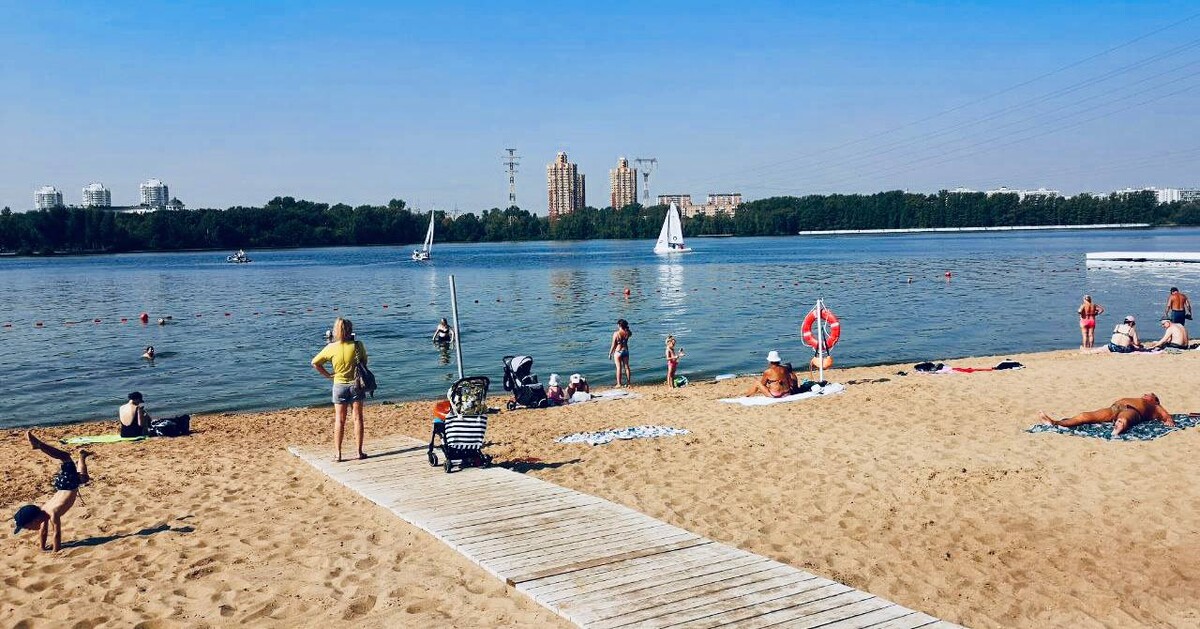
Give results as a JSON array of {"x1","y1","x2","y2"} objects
[
  {"x1": 507, "y1": 539, "x2": 712, "y2": 586},
  {"x1": 519, "y1": 542, "x2": 737, "y2": 598},
  {"x1": 867, "y1": 612, "x2": 940, "y2": 629},
  {"x1": 588, "y1": 574, "x2": 833, "y2": 629},
  {"x1": 469, "y1": 516, "x2": 670, "y2": 560},
  {"x1": 771, "y1": 598, "x2": 895, "y2": 629},
  {"x1": 667, "y1": 584, "x2": 862, "y2": 629},
  {"x1": 541, "y1": 554, "x2": 772, "y2": 606},
  {"x1": 490, "y1": 530, "x2": 700, "y2": 575},
  {"x1": 459, "y1": 510, "x2": 652, "y2": 552},
  {"x1": 429, "y1": 495, "x2": 605, "y2": 531},
  {"x1": 446, "y1": 507, "x2": 620, "y2": 545},
  {"x1": 814, "y1": 605, "x2": 916, "y2": 629}
]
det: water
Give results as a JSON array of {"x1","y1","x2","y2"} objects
[{"x1": 3, "y1": 228, "x2": 1198, "y2": 428}]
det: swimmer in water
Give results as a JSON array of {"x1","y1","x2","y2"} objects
[
  {"x1": 142, "y1": 346, "x2": 155, "y2": 360},
  {"x1": 157, "y1": 318, "x2": 167, "y2": 326}
]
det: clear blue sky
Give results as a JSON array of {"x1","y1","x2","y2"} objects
[{"x1": 2, "y1": 1, "x2": 1198, "y2": 213}]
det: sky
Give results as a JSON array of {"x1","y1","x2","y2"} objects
[{"x1": 2, "y1": 1, "x2": 1199, "y2": 213}]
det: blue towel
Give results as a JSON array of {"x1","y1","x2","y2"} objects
[{"x1": 1028, "y1": 414, "x2": 1199, "y2": 441}]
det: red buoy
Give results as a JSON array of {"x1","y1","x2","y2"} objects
[{"x1": 139, "y1": 312, "x2": 149, "y2": 323}]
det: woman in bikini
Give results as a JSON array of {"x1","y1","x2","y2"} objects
[
  {"x1": 608, "y1": 319, "x2": 633, "y2": 387},
  {"x1": 1107, "y1": 315, "x2": 1141, "y2": 353},
  {"x1": 745, "y1": 351, "x2": 794, "y2": 398},
  {"x1": 1077, "y1": 295, "x2": 1104, "y2": 349}
]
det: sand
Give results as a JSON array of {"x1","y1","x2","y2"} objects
[{"x1": 3, "y1": 348, "x2": 1199, "y2": 628}]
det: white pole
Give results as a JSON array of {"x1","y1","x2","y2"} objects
[
  {"x1": 449, "y1": 274, "x2": 464, "y2": 380},
  {"x1": 815, "y1": 298, "x2": 826, "y2": 382}
]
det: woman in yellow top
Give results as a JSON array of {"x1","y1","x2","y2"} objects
[{"x1": 311, "y1": 317, "x2": 368, "y2": 462}]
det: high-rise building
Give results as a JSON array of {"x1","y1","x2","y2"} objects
[
  {"x1": 547, "y1": 151, "x2": 585, "y2": 220},
  {"x1": 609, "y1": 157, "x2": 638, "y2": 209},
  {"x1": 34, "y1": 186, "x2": 63, "y2": 210},
  {"x1": 82, "y1": 182, "x2": 112, "y2": 208},
  {"x1": 657, "y1": 194, "x2": 693, "y2": 207},
  {"x1": 140, "y1": 179, "x2": 170, "y2": 210}
]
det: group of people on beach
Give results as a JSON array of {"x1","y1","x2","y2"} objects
[{"x1": 1079, "y1": 287, "x2": 1192, "y2": 352}]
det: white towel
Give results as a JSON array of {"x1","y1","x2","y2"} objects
[
  {"x1": 556, "y1": 425, "x2": 690, "y2": 446},
  {"x1": 569, "y1": 389, "x2": 641, "y2": 404},
  {"x1": 719, "y1": 383, "x2": 846, "y2": 406}
]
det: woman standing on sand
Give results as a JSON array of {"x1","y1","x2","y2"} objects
[
  {"x1": 608, "y1": 319, "x2": 633, "y2": 387},
  {"x1": 1078, "y1": 295, "x2": 1104, "y2": 349},
  {"x1": 311, "y1": 317, "x2": 368, "y2": 462}
]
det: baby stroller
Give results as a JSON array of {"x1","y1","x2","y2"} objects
[
  {"x1": 502, "y1": 355, "x2": 548, "y2": 410},
  {"x1": 427, "y1": 376, "x2": 493, "y2": 473}
]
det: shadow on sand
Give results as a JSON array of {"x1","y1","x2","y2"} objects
[
  {"x1": 62, "y1": 523, "x2": 196, "y2": 549},
  {"x1": 498, "y1": 458, "x2": 582, "y2": 473}
]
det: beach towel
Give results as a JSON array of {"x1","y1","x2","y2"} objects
[
  {"x1": 61, "y1": 434, "x2": 146, "y2": 445},
  {"x1": 1027, "y1": 414, "x2": 1199, "y2": 441},
  {"x1": 720, "y1": 382, "x2": 846, "y2": 406},
  {"x1": 569, "y1": 389, "x2": 641, "y2": 404},
  {"x1": 556, "y1": 425, "x2": 690, "y2": 446}
]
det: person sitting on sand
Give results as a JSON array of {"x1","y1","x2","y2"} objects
[
  {"x1": 546, "y1": 374, "x2": 565, "y2": 406},
  {"x1": 432, "y1": 318, "x2": 453, "y2": 345},
  {"x1": 1107, "y1": 316, "x2": 1141, "y2": 353},
  {"x1": 142, "y1": 346, "x2": 155, "y2": 360},
  {"x1": 1039, "y1": 393, "x2": 1174, "y2": 438},
  {"x1": 119, "y1": 392, "x2": 151, "y2": 438},
  {"x1": 13, "y1": 432, "x2": 92, "y2": 551},
  {"x1": 746, "y1": 351, "x2": 795, "y2": 398},
  {"x1": 567, "y1": 373, "x2": 591, "y2": 402},
  {"x1": 1144, "y1": 318, "x2": 1190, "y2": 350}
]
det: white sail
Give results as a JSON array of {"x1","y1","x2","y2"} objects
[
  {"x1": 654, "y1": 203, "x2": 692, "y2": 254},
  {"x1": 423, "y1": 212, "x2": 435, "y2": 253}
]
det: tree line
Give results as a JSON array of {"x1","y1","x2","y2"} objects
[{"x1": 1, "y1": 191, "x2": 1197, "y2": 255}]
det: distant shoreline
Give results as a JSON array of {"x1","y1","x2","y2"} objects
[{"x1": 796, "y1": 223, "x2": 1152, "y2": 236}]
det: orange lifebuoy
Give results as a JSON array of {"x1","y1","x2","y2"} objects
[{"x1": 802, "y1": 307, "x2": 841, "y2": 351}]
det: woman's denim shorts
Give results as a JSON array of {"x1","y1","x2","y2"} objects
[{"x1": 332, "y1": 383, "x2": 364, "y2": 404}]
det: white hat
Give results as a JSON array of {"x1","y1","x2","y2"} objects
[
  {"x1": 766, "y1": 350, "x2": 781, "y2": 363},
  {"x1": 570, "y1": 373, "x2": 583, "y2": 384},
  {"x1": 1124, "y1": 315, "x2": 1136, "y2": 323},
  {"x1": 548, "y1": 373, "x2": 560, "y2": 387}
]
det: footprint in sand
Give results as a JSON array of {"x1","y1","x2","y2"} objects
[
  {"x1": 354, "y1": 557, "x2": 378, "y2": 570},
  {"x1": 343, "y1": 595, "x2": 377, "y2": 620}
]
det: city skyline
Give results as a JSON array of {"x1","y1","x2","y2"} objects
[{"x1": 3, "y1": 2, "x2": 1199, "y2": 213}]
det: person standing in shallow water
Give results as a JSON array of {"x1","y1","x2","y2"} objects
[
  {"x1": 311, "y1": 317, "x2": 367, "y2": 462},
  {"x1": 1077, "y1": 295, "x2": 1104, "y2": 349},
  {"x1": 608, "y1": 319, "x2": 632, "y2": 387}
]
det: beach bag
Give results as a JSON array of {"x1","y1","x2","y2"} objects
[
  {"x1": 353, "y1": 341, "x2": 377, "y2": 398},
  {"x1": 914, "y1": 361, "x2": 944, "y2": 373},
  {"x1": 150, "y1": 414, "x2": 190, "y2": 437}
]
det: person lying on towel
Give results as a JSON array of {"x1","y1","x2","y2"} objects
[{"x1": 1039, "y1": 393, "x2": 1175, "y2": 438}]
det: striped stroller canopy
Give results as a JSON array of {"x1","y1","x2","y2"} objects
[{"x1": 444, "y1": 415, "x2": 487, "y2": 450}]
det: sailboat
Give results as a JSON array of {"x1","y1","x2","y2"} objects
[
  {"x1": 411, "y1": 211, "x2": 434, "y2": 261},
  {"x1": 654, "y1": 203, "x2": 692, "y2": 254}
]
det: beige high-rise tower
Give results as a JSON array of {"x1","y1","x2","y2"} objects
[
  {"x1": 609, "y1": 157, "x2": 638, "y2": 209},
  {"x1": 547, "y1": 151, "x2": 586, "y2": 220}
]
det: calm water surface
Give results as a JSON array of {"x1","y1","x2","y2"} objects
[{"x1": 3, "y1": 228, "x2": 1199, "y2": 427}]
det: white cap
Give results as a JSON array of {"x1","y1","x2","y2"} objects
[
  {"x1": 548, "y1": 373, "x2": 560, "y2": 387},
  {"x1": 767, "y1": 350, "x2": 781, "y2": 363},
  {"x1": 570, "y1": 373, "x2": 583, "y2": 384}
]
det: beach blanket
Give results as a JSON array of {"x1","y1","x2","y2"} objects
[
  {"x1": 570, "y1": 389, "x2": 641, "y2": 404},
  {"x1": 555, "y1": 425, "x2": 690, "y2": 446},
  {"x1": 61, "y1": 434, "x2": 146, "y2": 445},
  {"x1": 1027, "y1": 414, "x2": 1199, "y2": 441},
  {"x1": 719, "y1": 382, "x2": 846, "y2": 406}
]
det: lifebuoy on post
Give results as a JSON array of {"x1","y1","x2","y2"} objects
[{"x1": 802, "y1": 307, "x2": 841, "y2": 351}]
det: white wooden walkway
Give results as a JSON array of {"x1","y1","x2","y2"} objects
[{"x1": 289, "y1": 435, "x2": 962, "y2": 628}]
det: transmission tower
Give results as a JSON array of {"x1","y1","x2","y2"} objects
[
  {"x1": 634, "y1": 157, "x2": 657, "y2": 206},
  {"x1": 503, "y1": 148, "x2": 520, "y2": 208}
]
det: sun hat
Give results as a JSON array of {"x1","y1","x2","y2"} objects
[
  {"x1": 766, "y1": 350, "x2": 782, "y2": 363},
  {"x1": 1124, "y1": 315, "x2": 1136, "y2": 323},
  {"x1": 569, "y1": 373, "x2": 583, "y2": 384},
  {"x1": 13, "y1": 504, "x2": 41, "y2": 534},
  {"x1": 549, "y1": 373, "x2": 560, "y2": 387}
]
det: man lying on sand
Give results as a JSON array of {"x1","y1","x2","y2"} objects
[
  {"x1": 1039, "y1": 393, "x2": 1175, "y2": 438},
  {"x1": 13, "y1": 431, "x2": 92, "y2": 551}
]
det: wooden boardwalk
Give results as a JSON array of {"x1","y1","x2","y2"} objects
[{"x1": 289, "y1": 435, "x2": 961, "y2": 628}]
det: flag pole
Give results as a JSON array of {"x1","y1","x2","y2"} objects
[
  {"x1": 449, "y1": 274, "x2": 464, "y2": 380},
  {"x1": 815, "y1": 298, "x2": 826, "y2": 382}
]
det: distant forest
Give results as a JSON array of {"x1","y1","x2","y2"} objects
[{"x1": 2, "y1": 190, "x2": 1198, "y2": 255}]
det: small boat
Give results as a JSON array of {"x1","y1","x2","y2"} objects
[
  {"x1": 226, "y1": 249, "x2": 252, "y2": 263},
  {"x1": 412, "y1": 212, "x2": 434, "y2": 261},
  {"x1": 654, "y1": 203, "x2": 692, "y2": 254}
]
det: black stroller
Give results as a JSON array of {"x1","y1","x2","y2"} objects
[
  {"x1": 427, "y1": 376, "x2": 493, "y2": 473},
  {"x1": 502, "y1": 355, "x2": 548, "y2": 410}
]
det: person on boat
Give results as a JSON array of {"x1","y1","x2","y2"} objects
[
  {"x1": 546, "y1": 374, "x2": 566, "y2": 406},
  {"x1": 608, "y1": 319, "x2": 633, "y2": 387},
  {"x1": 567, "y1": 374, "x2": 591, "y2": 402},
  {"x1": 1039, "y1": 393, "x2": 1174, "y2": 438},
  {"x1": 432, "y1": 318, "x2": 453, "y2": 345},
  {"x1": 1077, "y1": 295, "x2": 1104, "y2": 349},
  {"x1": 1144, "y1": 318, "x2": 1191, "y2": 350},
  {"x1": 142, "y1": 346, "x2": 155, "y2": 360},
  {"x1": 13, "y1": 431, "x2": 92, "y2": 551},
  {"x1": 311, "y1": 317, "x2": 368, "y2": 462},
  {"x1": 745, "y1": 351, "x2": 795, "y2": 398},
  {"x1": 119, "y1": 392, "x2": 152, "y2": 438},
  {"x1": 665, "y1": 335, "x2": 684, "y2": 388},
  {"x1": 1107, "y1": 316, "x2": 1141, "y2": 353},
  {"x1": 1164, "y1": 287, "x2": 1192, "y2": 326}
]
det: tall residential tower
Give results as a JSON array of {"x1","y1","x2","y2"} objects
[
  {"x1": 82, "y1": 182, "x2": 112, "y2": 208},
  {"x1": 34, "y1": 186, "x2": 63, "y2": 210},
  {"x1": 140, "y1": 179, "x2": 170, "y2": 210},
  {"x1": 546, "y1": 151, "x2": 585, "y2": 220},
  {"x1": 609, "y1": 157, "x2": 638, "y2": 209}
]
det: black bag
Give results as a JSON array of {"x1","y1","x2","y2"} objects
[
  {"x1": 353, "y1": 341, "x2": 377, "y2": 398},
  {"x1": 914, "y1": 361, "x2": 944, "y2": 373},
  {"x1": 150, "y1": 415, "x2": 190, "y2": 437}
]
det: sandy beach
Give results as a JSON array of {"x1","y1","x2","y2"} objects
[{"x1": 3, "y1": 347, "x2": 1200, "y2": 628}]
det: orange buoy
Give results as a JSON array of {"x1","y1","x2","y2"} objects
[
  {"x1": 944, "y1": 271, "x2": 952, "y2": 278},
  {"x1": 120, "y1": 318, "x2": 128, "y2": 323},
  {"x1": 801, "y1": 306, "x2": 842, "y2": 351},
  {"x1": 93, "y1": 318, "x2": 101, "y2": 323},
  {"x1": 139, "y1": 312, "x2": 149, "y2": 323},
  {"x1": 382, "y1": 304, "x2": 389, "y2": 309}
]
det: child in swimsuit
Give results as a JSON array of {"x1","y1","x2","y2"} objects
[
  {"x1": 13, "y1": 431, "x2": 92, "y2": 551},
  {"x1": 665, "y1": 335, "x2": 684, "y2": 388}
]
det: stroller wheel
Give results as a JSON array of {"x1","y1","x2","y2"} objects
[
  {"x1": 428, "y1": 451, "x2": 438, "y2": 467},
  {"x1": 444, "y1": 457, "x2": 454, "y2": 473},
  {"x1": 506, "y1": 401, "x2": 516, "y2": 411},
  {"x1": 481, "y1": 454, "x2": 493, "y2": 468}
]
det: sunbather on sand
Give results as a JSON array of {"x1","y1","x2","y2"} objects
[
  {"x1": 1144, "y1": 319, "x2": 1190, "y2": 350},
  {"x1": 745, "y1": 351, "x2": 794, "y2": 398},
  {"x1": 13, "y1": 431, "x2": 92, "y2": 551},
  {"x1": 1039, "y1": 393, "x2": 1174, "y2": 438}
]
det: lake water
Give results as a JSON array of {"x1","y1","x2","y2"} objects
[{"x1": 3, "y1": 228, "x2": 1199, "y2": 428}]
